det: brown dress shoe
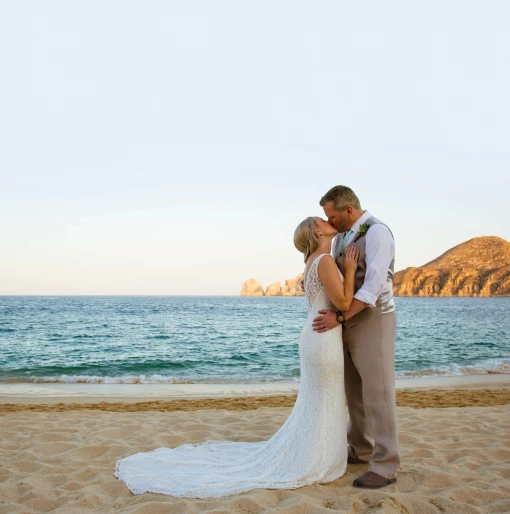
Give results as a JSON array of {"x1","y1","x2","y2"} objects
[
  {"x1": 353, "y1": 471, "x2": 397, "y2": 489},
  {"x1": 347, "y1": 456, "x2": 369, "y2": 465}
]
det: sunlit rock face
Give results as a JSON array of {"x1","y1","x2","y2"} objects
[
  {"x1": 240, "y1": 275, "x2": 305, "y2": 297},
  {"x1": 280, "y1": 274, "x2": 305, "y2": 297},
  {"x1": 240, "y1": 279, "x2": 266, "y2": 297},
  {"x1": 393, "y1": 237, "x2": 510, "y2": 297},
  {"x1": 265, "y1": 282, "x2": 282, "y2": 296}
]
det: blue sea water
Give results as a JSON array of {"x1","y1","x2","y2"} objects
[{"x1": 0, "y1": 296, "x2": 509, "y2": 384}]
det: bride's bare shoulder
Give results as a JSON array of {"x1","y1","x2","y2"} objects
[
  {"x1": 317, "y1": 255, "x2": 339, "y2": 279},
  {"x1": 317, "y1": 254, "x2": 336, "y2": 267}
]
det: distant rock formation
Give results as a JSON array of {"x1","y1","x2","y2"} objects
[
  {"x1": 240, "y1": 279, "x2": 265, "y2": 297},
  {"x1": 280, "y1": 274, "x2": 305, "y2": 297},
  {"x1": 265, "y1": 282, "x2": 282, "y2": 296},
  {"x1": 242, "y1": 237, "x2": 510, "y2": 298},
  {"x1": 240, "y1": 275, "x2": 305, "y2": 297},
  {"x1": 393, "y1": 236, "x2": 510, "y2": 297}
]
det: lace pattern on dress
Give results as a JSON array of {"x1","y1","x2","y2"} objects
[
  {"x1": 114, "y1": 250, "x2": 348, "y2": 499},
  {"x1": 305, "y1": 254, "x2": 329, "y2": 311}
]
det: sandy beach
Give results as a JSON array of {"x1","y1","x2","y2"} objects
[{"x1": 2, "y1": 379, "x2": 510, "y2": 513}]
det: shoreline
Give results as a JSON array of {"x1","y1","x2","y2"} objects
[
  {"x1": 2, "y1": 389, "x2": 510, "y2": 412},
  {"x1": 1, "y1": 373, "x2": 509, "y2": 405}
]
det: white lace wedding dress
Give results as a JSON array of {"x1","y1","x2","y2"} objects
[{"x1": 114, "y1": 253, "x2": 347, "y2": 498}]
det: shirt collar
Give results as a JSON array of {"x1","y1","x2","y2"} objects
[{"x1": 349, "y1": 210, "x2": 371, "y2": 234}]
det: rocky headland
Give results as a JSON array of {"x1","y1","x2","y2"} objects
[
  {"x1": 393, "y1": 236, "x2": 510, "y2": 297},
  {"x1": 241, "y1": 236, "x2": 510, "y2": 297}
]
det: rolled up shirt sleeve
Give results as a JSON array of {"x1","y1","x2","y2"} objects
[{"x1": 354, "y1": 224, "x2": 395, "y2": 307}]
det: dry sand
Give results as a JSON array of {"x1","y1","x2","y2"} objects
[{"x1": 1, "y1": 390, "x2": 510, "y2": 513}]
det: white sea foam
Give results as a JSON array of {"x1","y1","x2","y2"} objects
[
  {"x1": 1, "y1": 374, "x2": 302, "y2": 385},
  {"x1": 395, "y1": 358, "x2": 510, "y2": 379},
  {"x1": 3, "y1": 359, "x2": 510, "y2": 384}
]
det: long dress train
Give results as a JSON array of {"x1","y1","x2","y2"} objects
[{"x1": 114, "y1": 253, "x2": 347, "y2": 498}]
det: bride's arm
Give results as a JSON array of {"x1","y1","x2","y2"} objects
[{"x1": 317, "y1": 249, "x2": 359, "y2": 311}]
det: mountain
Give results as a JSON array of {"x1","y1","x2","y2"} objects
[
  {"x1": 393, "y1": 236, "x2": 510, "y2": 297},
  {"x1": 241, "y1": 237, "x2": 510, "y2": 298}
]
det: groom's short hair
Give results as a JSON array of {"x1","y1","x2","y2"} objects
[{"x1": 320, "y1": 186, "x2": 361, "y2": 211}]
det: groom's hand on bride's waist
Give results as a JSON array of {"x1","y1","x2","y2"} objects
[{"x1": 312, "y1": 310, "x2": 340, "y2": 333}]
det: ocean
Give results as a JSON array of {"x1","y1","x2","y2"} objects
[{"x1": 0, "y1": 296, "x2": 509, "y2": 384}]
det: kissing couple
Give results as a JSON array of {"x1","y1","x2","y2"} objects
[{"x1": 115, "y1": 185, "x2": 400, "y2": 497}]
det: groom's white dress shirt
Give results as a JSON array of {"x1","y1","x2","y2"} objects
[{"x1": 337, "y1": 210, "x2": 394, "y2": 308}]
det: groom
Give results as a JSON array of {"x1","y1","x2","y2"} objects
[{"x1": 312, "y1": 185, "x2": 400, "y2": 489}]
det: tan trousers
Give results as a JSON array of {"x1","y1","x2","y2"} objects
[{"x1": 342, "y1": 312, "x2": 400, "y2": 478}]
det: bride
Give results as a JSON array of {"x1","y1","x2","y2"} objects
[{"x1": 115, "y1": 216, "x2": 359, "y2": 498}]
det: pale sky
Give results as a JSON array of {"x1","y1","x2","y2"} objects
[{"x1": 1, "y1": 1, "x2": 509, "y2": 295}]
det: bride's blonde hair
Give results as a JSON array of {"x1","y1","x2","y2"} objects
[{"x1": 294, "y1": 217, "x2": 320, "y2": 263}]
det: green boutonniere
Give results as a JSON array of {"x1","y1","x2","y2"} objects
[{"x1": 357, "y1": 223, "x2": 370, "y2": 236}]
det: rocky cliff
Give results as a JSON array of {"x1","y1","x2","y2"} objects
[
  {"x1": 265, "y1": 282, "x2": 282, "y2": 296},
  {"x1": 280, "y1": 275, "x2": 305, "y2": 297},
  {"x1": 240, "y1": 274, "x2": 305, "y2": 297},
  {"x1": 393, "y1": 236, "x2": 510, "y2": 297},
  {"x1": 242, "y1": 237, "x2": 510, "y2": 298},
  {"x1": 240, "y1": 279, "x2": 265, "y2": 297}
]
